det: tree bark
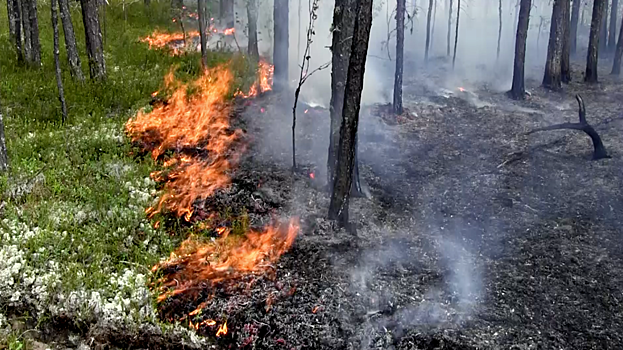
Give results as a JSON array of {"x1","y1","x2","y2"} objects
[
  {"x1": 7, "y1": 0, "x2": 16, "y2": 41},
  {"x1": 273, "y1": 0, "x2": 289, "y2": 92},
  {"x1": 52, "y1": 0, "x2": 68, "y2": 124},
  {"x1": 198, "y1": 0, "x2": 208, "y2": 69},
  {"x1": 21, "y1": 0, "x2": 32, "y2": 62},
  {"x1": 452, "y1": 0, "x2": 460, "y2": 68},
  {"x1": 328, "y1": 0, "x2": 373, "y2": 228},
  {"x1": 425, "y1": 0, "x2": 434, "y2": 60},
  {"x1": 247, "y1": 0, "x2": 259, "y2": 60},
  {"x1": 543, "y1": 0, "x2": 564, "y2": 90},
  {"x1": 0, "y1": 68, "x2": 8, "y2": 172},
  {"x1": 8, "y1": 0, "x2": 23, "y2": 63},
  {"x1": 586, "y1": 0, "x2": 606, "y2": 82},
  {"x1": 394, "y1": 0, "x2": 405, "y2": 114},
  {"x1": 509, "y1": 0, "x2": 532, "y2": 100},
  {"x1": 570, "y1": 0, "x2": 581, "y2": 54},
  {"x1": 611, "y1": 12, "x2": 623, "y2": 74},
  {"x1": 80, "y1": 0, "x2": 107, "y2": 80},
  {"x1": 328, "y1": 0, "x2": 356, "y2": 188},
  {"x1": 561, "y1": 0, "x2": 571, "y2": 83},
  {"x1": 600, "y1": 0, "x2": 609, "y2": 53},
  {"x1": 430, "y1": 0, "x2": 437, "y2": 52},
  {"x1": 497, "y1": 0, "x2": 502, "y2": 60},
  {"x1": 26, "y1": 0, "x2": 41, "y2": 66},
  {"x1": 609, "y1": 0, "x2": 619, "y2": 50},
  {"x1": 447, "y1": 0, "x2": 452, "y2": 56},
  {"x1": 59, "y1": 0, "x2": 85, "y2": 81}
]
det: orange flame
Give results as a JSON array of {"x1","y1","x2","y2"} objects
[
  {"x1": 458, "y1": 87, "x2": 466, "y2": 92},
  {"x1": 309, "y1": 173, "x2": 315, "y2": 179},
  {"x1": 216, "y1": 322, "x2": 228, "y2": 337},
  {"x1": 140, "y1": 30, "x2": 200, "y2": 55},
  {"x1": 223, "y1": 27, "x2": 236, "y2": 35},
  {"x1": 234, "y1": 60, "x2": 274, "y2": 98}
]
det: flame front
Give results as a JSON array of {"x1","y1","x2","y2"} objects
[{"x1": 140, "y1": 30, "x2": 200, "y2": 55}]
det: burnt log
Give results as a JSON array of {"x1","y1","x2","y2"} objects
[{"x1": 526, "y1": 94, "x2": 609, "y2": 160}]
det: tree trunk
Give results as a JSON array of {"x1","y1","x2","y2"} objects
[
  {"x1": 611, "y1": 10, "x2": 623, "y2": 74},
  {"x1": 8, "y1": 0, "x2": 23, "y2": 63},
  {"x1": 609, "y1": 0, "x2": 619, "y2": 50},
  {"x1": 570, "y1": 0, "x2": 581, "y2": 54},
  {"x1": 430, "y1": 0, "x2": 437, "y2": 52},
  {"x1": 328, "y1": 0, "x2": 356, "y2": 189},
  {"x1": 247, "y1": 0, "x2": 259, "y2": 60},
  {"x1": 543, "y1": 0, "x2": 564, "y2": 90},
  {"x1": 273, "y1": 0, "x2": 289, "y2": 92},
  {"x1": 224, "y1": 0, "x2": 235, "y2": 28},
  {"x1": 452, "y1": 0, "x2": 460, "y2": 68},
  {"x1": 0, "y1": 66, "x2": 8, "y2": 172},
  {"x1": 394, "y1": 0, "x2": 405, "y2": 115},
  {"x1": 497, "y1": 0, "x2": 502, "y2": 60},
  {"x1": 198, "y1": 0, "x2": 208, "y2": 69},
  {"x1": 59, "y1": 0, "x2": 85, "y2": 81},
  {"x1": 600, "y1": 0, "x2": 609, "y2": 53},
  {"x1": 447, "y1": 0, "x2": 452, "y2": 56},
  {"x1": 425, "y1": 0, "x2": 434, "y2": 60},
  {"x1": 586, "y1": 0, "x2": 606, "y2": 82},
  {"x1": 509, "y1": 0, "x2": 532, "y2": 100},
  {"x1": 21, "y1": 0, "x2": 32, "y2": 62},
  {"x1": 561, "y1": 0, "x2": 571, "y2": 83},
  {"x1": 80, "y1": 0, "x2": 107, "y2": 80},
  {"x1": 328, "y1": 0, "x2": 374, "y2": 228},
  {"x1": 7, "y1": 0, "x2": 16, "y2": 41},
  {"x1": 52, "y1": 0, "x2": 68, "y2": 124},
  {"x1": 26, "y1": 0, "x2": 41, "y2": 66}
]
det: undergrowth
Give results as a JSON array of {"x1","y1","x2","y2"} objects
[{"x1": 0, "y1": 0, "x2": 256, "y2": 344}]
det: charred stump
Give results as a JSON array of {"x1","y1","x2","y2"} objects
[
  {"x1": 508, "y1": 0, "x2": 532, "y2": 100},
  {"x1": 329, "y1": 0, "x2": 374, "y2": 228},
  {"x1": 59, "y1": 0, "x2": 85, "y2": 81},
  {"x1": 526, "y1": 95, "x2": 609, "y2": 160},
  {"x1": 586, "y1": 0, "x2": 606, "y2": 82}
]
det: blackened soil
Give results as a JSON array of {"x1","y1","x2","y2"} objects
[{"x1": 161, "y1": 61, "x2": 623, "y2": 349}]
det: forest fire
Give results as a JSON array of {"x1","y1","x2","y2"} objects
[
  {"x1": 140, "y1": 30, "x2": 200, "y2": 55},
  {"x1": 126, "y1": 62, "x2": 298, "y2": 336},
  {"x1": 234, "y1": 60, "x2": 274, "y2": 98}
]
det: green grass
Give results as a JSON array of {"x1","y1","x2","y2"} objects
[{"x1": 0, "y1": 0, "x2": 257, "y2": 334}]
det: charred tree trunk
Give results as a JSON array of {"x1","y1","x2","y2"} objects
[
  {"x1": 59, "y1": 0, "x2": 84, "y2": 81},
  {"x1": 431, "y1": 0, "x2": 437, "y2": 52},
  {"x1": 198, "y1": 0, "x2": 208, "y2": 69},
  {"x1": 328, "y1": 0, "x2": 373, "y2": 228},
  {"x1": 247, "y1": 0, "x2": 259, "y2": 60},
  {"x1": 497, "y1": 0, "x2": 502, "y2": 60},
  {"x1": 80, "y1": 0, "x2": 107, "y2": 80},
  {"x1": 273, "y1": 0, "x2": 289, "y2": 92},
  {"x1": 570, "y1": 0, "x2": 581, "y2": 54},
  {"x1": 561, "y1": 0, "x2": 571, "y2": 83},
  {"x1": 609, "y1": 0, "x2": 619, "y2": 50},
  {"x1": 447, "y1": 0, "x2": 453, "y2": 56},
  {"x1": 543, "y1": 0, "x2": 564, "y2": 90},
  {"x1": 8, "y1": 0, "x2": 23, "y2": 63},
  {"x1": 52, "y1": 0, "x2": 68, "y2": 124},
  {"x1": 586, "y1": 0, "x2": 606, "y2": 82},
  {"x1": 452, "y1": 0, "x2": 460, "y2": 68},
  {"x1": 425, "y1": 0, "x2": 434, "y2": 60},
  {"x1": 328, "y1": 0, "x2": 356, "y2": 189},
  {"x1": 394, "y1": 0, "x2": 405, "y2": 114},
  {"x1": 509, "y1": 0, "x2": 532, "y2": 100},
  {"x1": 600, "y1": 0, "x2": 609, "y2": 53},
  {"x1": 611, "y1": 14, "x2": 623, "y2": 74}
]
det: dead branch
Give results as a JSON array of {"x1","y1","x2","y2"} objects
[{"x1": 525, "y1": 94, "x2": 609, "y2": 160}]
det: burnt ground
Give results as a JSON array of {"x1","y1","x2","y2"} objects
[{"x1": 159, "y1": 60, "x2": 623, "y2": 350}]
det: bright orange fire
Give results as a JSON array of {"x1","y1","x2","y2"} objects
[
  {"x1": 223, "y1": 27, "x2": 236, "y2": 35},
  {"x1": 234, "y1": 60, "x2": 274, "y2": 98},
  {"x1": 216, "y1": 322, "x2": 228, "y2": 337},
  {"x1": 458, "y1": 87, "x2": 466, "y2": 92},
  {"x1": 140, "y1": 30, "x2": 200, "y2": 55}
]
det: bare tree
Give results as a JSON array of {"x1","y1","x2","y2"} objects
[
  {"x1": 59, "y1": 0, "x2": 85, "y2": 81},
  {"x1": 600, "y1": 0, "x2": 609, "y2": 53},
  {"x1": 80, "y1": 0, "x2": 107, "y2": 80},
  {"x1": 586, "y1": 0, "x2": 606, "y2": 82},
  {"x1": 543, "y1": 0, "x2": 564, "y2": 90},
  {"x1": 328, "y1": 0, "x2": 374, "y2": 228},
  {"x1": 22, "y1": 0, "x2": 41, "y2": 66},
  {"x1": 6, "y1": 0, "x2": 16, "y2": 39},
  {"x1": 52, "y1": 0, "x2": 68, "y2": 124},
  {"x1": 430, "y1": 0, "x2": 437, "y2": 52},
  {"x1": 247, "y1": 0, "x2": 259, "y2": 60},
  {"x1": 447, "y1": 0, "x2": 453, "y2": 56},
  {"x1": 570, "y1": 0, "x2": 581, "y2": 54},
  {"x1": 328, "y1": 0, "x2": 356, "y2": 187},
  {"x1": 561, "y1": 0, "x2": 571, "y2": 83},
  {"x1": 509, "y1": 0, "x2": 532, "y2": 100},
  {"x1": 497, "y1": 0, "x2": 502, "y2": 60},
  {"x1": 22, "y1": 0, "x2": 32, "y2": 62},
  {"x1": 611, "y1": 12, "x2": 623, "y2": 74},
  {"x1": 394, "y1": 0, "x2": 405, "y2": 114},
  {"x1": 608, "y1": 0, "x2": 619, "y2": 50},
  {"x1": 7, "y1": 0, "x2": 23, "y2": 63},
  {"x1": 273, "y1": 0, "x2": 289, "y2": 92},
  {"x1": 452, "y1": 0, "x2": 461, "y2": 68},
  {"x1": 198, "y1": 0, "x2": 208, "y2": 69},
  {"x1": 425, "y1": 0, "x2": 434, "y2": 60}
]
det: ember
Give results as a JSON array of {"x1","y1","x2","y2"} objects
[
  {"x1": 216, "y1": 321, "x2": 228, "y2": 337},
  {"x1": 309, "y1": 172, "x2": 315, "y2": 179},
  {"x1": 223, "y1": 27, "x2": 236, "y2": 35}
]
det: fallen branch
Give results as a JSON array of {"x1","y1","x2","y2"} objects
[{"x1": 525, "y1": 94, "x2": 610, "y2": 160}]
